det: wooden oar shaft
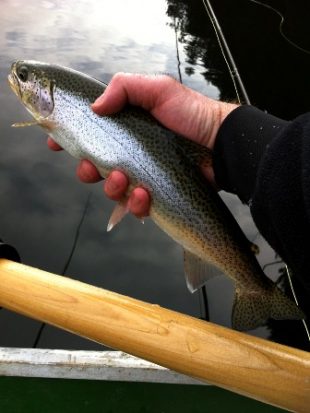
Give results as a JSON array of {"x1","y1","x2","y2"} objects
[{"x1": 0, "y1": 259, "x2": 309, "y2": 411}]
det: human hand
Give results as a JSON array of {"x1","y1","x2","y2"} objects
[{"x1": 48, "y1": 73, "x2": 238, "y2": 217}]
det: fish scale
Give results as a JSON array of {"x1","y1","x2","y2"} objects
[{"x1": 8, "y1": 60, "x2": 305, "y2": 330}]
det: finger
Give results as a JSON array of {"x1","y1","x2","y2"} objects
[
  {"x1": 91, "y1": 73, "x2": 175, "y2": 115},
  {"x1": 103, "y1": 170, "x2": 129, "y2": 200},
  {"x1": 47, "y1": 136, "x2": 63, "y2": 151},
  {"x1": 128, "y1": 187, "x2": 151, "y2": 218},
  {"x1": 76, "y1": 159, "x2": 102, "y2": 183},
  {"x1": 91, "y1": 72, "x2": 130, "y2": 115}
]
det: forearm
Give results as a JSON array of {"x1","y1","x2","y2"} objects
[
  {"x1": 213, "y1": 106, "x2": 310, "y2": 293},
  {"x1": 213, "y1": 105, "x2": 289, "y2": 203}
]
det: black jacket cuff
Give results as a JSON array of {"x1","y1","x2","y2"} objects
[{"x1": 213, "y1": 105, "x2": 288, "y2": 203}]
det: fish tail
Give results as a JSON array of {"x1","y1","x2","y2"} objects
[{"x1": 232, "y1": 285, "x2": 305, "y2": 331}]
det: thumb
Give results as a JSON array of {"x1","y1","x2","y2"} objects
[
  {"x1": 91, "y1": 73, "x2": 175, "y2": 116},
  {"x1": 92, "y1": 72, "x2": 131, "y2": 115}
]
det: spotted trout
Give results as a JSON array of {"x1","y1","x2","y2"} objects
[{"x1": 8, "y1": 60, "x2": 304, "y2": 330}]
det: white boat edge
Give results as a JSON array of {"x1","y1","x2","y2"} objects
[{"x1": 0, "y1": 347, "x2": 207, "y2": 385}]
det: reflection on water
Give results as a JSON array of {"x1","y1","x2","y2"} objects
[
  {"x1": 211, "y1": 0, "x2": 310, "y2": 119},
  {"x1": 1, "y1": 0, "x2": 220, "y2": 96},
  {"x1": 0, "y1": 0, "x2": 308, "y2": 351}
]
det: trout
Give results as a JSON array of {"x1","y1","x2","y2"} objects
[{"x1": 8, "y1": 60, "x2": 304, "y2": 330}]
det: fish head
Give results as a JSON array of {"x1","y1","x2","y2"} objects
[{"x1": 8, "y1": 60, "x2": 55, "y2": 122}]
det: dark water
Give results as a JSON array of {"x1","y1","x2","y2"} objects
[{"x1": 0, "y1": 0, "x2": 309, "y2": 351}]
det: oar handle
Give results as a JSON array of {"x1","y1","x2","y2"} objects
[{"x1": 0, "y1": 258, "x2": 309, "y2": 412}]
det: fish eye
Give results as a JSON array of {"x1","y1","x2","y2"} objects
[{"x1": 17, "y1": 66, "x2": 29, "y2": 82}]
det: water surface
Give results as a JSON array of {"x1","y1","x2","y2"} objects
[{"x1": 0, "y1": 0, "x2": 223, "y2": 350}]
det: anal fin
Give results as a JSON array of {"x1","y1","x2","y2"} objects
[{"x1": 184, "y1": 249, "x2": 223, "y2": 293}]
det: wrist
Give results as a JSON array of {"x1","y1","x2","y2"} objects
[{"x1": 207, "y1": 101, "x2": 239, "y2": 150}]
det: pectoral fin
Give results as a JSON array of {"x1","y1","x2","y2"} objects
[
  {"x1": 12, "y1": 121, "x2": 40, "y2": 128},
  {"x1": 107, "y1": 200, "x2": 129, "y2": 232},
  {"x1": 184, "y1": 250, "x2": 223, "y2": 293}
]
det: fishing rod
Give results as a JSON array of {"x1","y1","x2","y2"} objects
[
  {"x1": 32, "y1": 193, "x2": 92, "y2": 348},
  {"x1": 201, "y1": 0, "x2": 309, "y2": 343},
  {"x1": 202, "y1": 0, "x2": 250, "y2": 105},
  {"x1": 286, "y1": 266, "x2": 310, "y2": 341}
]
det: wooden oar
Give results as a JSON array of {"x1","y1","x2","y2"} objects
[{"x1": 0, "y1": 258, "x2": 309, "y2": 412}]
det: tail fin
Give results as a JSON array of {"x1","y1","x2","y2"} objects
[{"x1": 232, "y1": 286, "x2": 305, "y2": 331}]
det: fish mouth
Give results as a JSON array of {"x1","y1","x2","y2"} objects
[{"x1": 8, "y1": 62, "x2": 22, "y2": 99}]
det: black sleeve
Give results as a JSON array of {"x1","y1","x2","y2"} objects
[
  {"x1": 213, "y1": 106, "x2": 310, "y2": 293},
  {"x1": 213, "y1": 105, "x2": 289, "y2": 203}
]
